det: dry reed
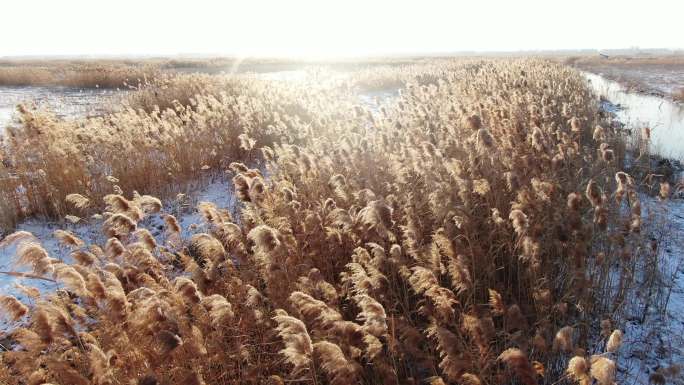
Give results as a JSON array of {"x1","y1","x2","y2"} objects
[{"x1": 0, "y1": 59, "x2": 667, "y2": 385}]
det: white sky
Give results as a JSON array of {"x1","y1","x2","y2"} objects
[{"x1": 1, "y1": 0, "x2": 682, "y2": 58}]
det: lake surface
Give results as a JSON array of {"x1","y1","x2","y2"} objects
[
  {"x1": 584, "y1": 72, "x2": 684, "y2": 161},
  {"x1": 0, "y1": 86, "x2": 120, "y2": 131}
]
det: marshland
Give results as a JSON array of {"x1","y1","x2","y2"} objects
[
  {"x1": 0, "y1": 55, "x2": 681, "y2": 385},
  {"x1": 1, "y1": 1, "x2": 684, "y2": 384}
]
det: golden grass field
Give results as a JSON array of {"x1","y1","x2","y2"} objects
[{"x1": 0, "y1": 58, "x2": 680, "y2": 385}]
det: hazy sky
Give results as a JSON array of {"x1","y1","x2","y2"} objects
[{"x1": 1, "y1": 0, "x2": 682, "y2": 57}]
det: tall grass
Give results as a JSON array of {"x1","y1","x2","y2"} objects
[
  {"x1": 123, "y1": 73, "x2": 243, "y2": 112},
  {"x1": 0, "y1": 63, "x2": 159, "y2": 88},
  {"x1": 0, "y1": 59, "x2": 676, "y2": 384},
  {"x1": 0, "y1": 73, "x2": 323, "y2": 227},
  {"x1": 0, "y1": 56, "x2": 433, "y2": 88}
]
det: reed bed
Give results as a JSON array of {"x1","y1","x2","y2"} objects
[
  {"x1": 0, "y1": 59, "x2": 676, "y2": 384},
  {"x1": 0, "y1": 57, "x2": 429, "y2": 88},
  {"x1": 0, "y1": 64, "x2": 159, "y2": 88},
  {"x1": 122, "y1": 73, "x2": 244, "y2": 113},
  {"x1": 0, "y1": 72, "x2": 328, "y2": 228}
]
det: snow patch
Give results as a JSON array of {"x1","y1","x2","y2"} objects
[{"x1": 0, "y1": 176, "x2": 238, "y2": 332}]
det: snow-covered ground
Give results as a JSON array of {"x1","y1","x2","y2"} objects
[
  {"x1": 617, "y1": 196, "x2": 684, "y2": 384},
  {"x1": 588, "y1": 72, "x2": 684, "y2": 383},
  {"x1": 0, "y1": 86, "x2": 121, "y2": 131},
  {"x1": 358, "y1": 88, "x2": 399, "y2": 115},
  {"x1": 0, "y1": 176, "x2": 238, "y2": 332}
]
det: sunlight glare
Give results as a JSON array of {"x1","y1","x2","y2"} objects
[{"x1": 0, "y1": 0, "x2": 682, "y2": 57}]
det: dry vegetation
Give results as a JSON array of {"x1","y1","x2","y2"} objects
[
  {"x1": 0, "y1": 62, "x2": 160, "y2": 89},
  {"x1": 0, "y1": 59, "x2": 678, "y2": 384},
  {"x1": 0, "y1": 69, "x2": 355, "y2": 229},
  {"x1": 0, "y1": 57, "x2": 430, "y2": 89}
]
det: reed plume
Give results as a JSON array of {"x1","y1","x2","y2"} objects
[
  {"x1": 16, "y1": 242, "x2": 54, "y2": 276},
  {"x1": 313, "y1": 341, "x2": 360, "y2": 385},
  {"x1": 273, "y1": 309, "x2": 313, "y2": 375},
  {"x1": 0, "y1": 295, "x2": 29, "y2": 321},
  {"x1": 553, "y1": 326, "x2": 574, "y2": 353},
  {"x1": 65, "y1": 193, "x2": 91, "y2": 210},
  {"x1": 567, "y1": 356, "x2": 590, "y2": 385},
  {"x1": 354, "y1": 294, "x2": 387, "y2": 338},
  {"x1": 498, "y1": 348, "x2": 537, "y2": 385},
  {"x1": 605, "y1": 329, "x2": 623, "y2": 353},
  {"x1": 53, "y1": 230, "x2": 85, "y2": 248},
  {"x1": 589, "y1": 356, "x2": 616, "y2": 385}
]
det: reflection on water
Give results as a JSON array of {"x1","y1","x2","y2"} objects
[
  {"x1": 256, "y1": 70, "x2": 399, "y2": 112},
  {"x1": 0, "y1": 86, "x2": 120, "y2": 130},
  {"x1": 358, "y1": 88, "x2": 399, "y2": 114},
  {"x1": 256, "y1": 70, "x2": 309, "y2": 82},
  {"x1": 584, "y1": 72, "x2": 684, "y2": 161}
]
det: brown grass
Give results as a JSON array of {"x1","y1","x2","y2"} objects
[
  {"x1": 0, "y1": 73, "x2": 312, "y2": 227},
  {"x1": 0, "y1": 56, "x2": 433, "y2": 88},
  {"x1": 0, "y1": 59, "x2": 668, "y2": 384},
  {"x1": 0, "y1": 63, "x2": 159, "y2": 88}
]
